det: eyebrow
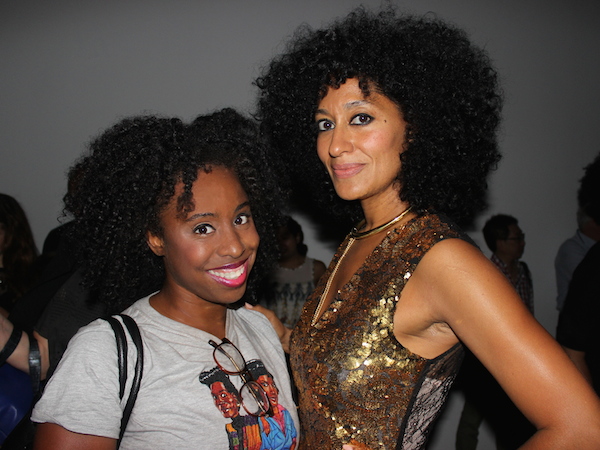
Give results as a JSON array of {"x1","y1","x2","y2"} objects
[
  {"x1": 185, "y1": 201, "x2": 251, "y2": 222},
  {"x1": 315, "y1": 100, "x2": 371, "y2": 116}
]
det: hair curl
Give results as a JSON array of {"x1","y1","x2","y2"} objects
[
  {"x1": 65, "y1": 109, "x2": 283, "y2": 313},
  {"x1": 255, "y1": 7, "x2": 502, "y2": 226}
]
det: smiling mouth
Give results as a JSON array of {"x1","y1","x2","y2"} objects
[
  {"x1": 208, "y1": 260, "x2": 249, "y2": 288},
  {"x1": 331, "y1": 163, "x2": 364, "y2": 179}
]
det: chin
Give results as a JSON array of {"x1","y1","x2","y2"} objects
[{"x1": 333, "y1": 187, "x2": 362, "y2": 202}]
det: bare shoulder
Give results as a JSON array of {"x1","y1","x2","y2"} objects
[
  {"x1": 414, "y1": 237, "x2": 510, "y2": 303},
  {"x1": 411, "y1": 237, "x2": 526, "y2": 328},
  {"x1": 401, "y1": 237, "x2": 600, "y2": 445},
  {"x1": 421, "y1": 236, "x2": 488, "y2": 268},
  {"x1": 395, "y1": 237, "x2": 521, "y2": 357}
]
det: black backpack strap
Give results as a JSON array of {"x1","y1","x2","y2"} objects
[
  {"x1": 0, "y1": 325, "x2": 22, "y2": 366},
  {"x1": 117, "y1": 314, "x2": 144, "y2": 445},
  {"x1": 104, "y1": 314, "x2": 144, "y2": 448},
  {"x1": 27, "y1": 331, "x2": 41, "y2": 396},
  {"x1": 105, "y1": 316, "x2": 128, "y2": 399}
]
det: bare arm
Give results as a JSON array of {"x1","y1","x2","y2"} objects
[
  {"x1": 407, "y1": 239, "x2": 600, "y2": 448},
  {"x1": 0, "y1": 313, "x2": 50, "y2": 378},
  {"x1": 34, "y1": 423, "x2": 116, "y2": 450},
  {"x1": 562, "y1": 346, "x2": 593, "y2": 385},
  {"x1": 245, "y1": 303, "x2": 292, "y2": 353}
]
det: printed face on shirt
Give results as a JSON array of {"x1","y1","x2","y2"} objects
[
  {"x1": 257, "y1": 374, "x2": 279, "y2": 407},
  {"x1": 210, "y1": 381, "x2": 240, "y2": 419},
  {"x1": 147, "y1": 166, "x2": 259, "y2": 306}
]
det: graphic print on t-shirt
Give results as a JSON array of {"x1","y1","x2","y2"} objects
[{"x1": 199, "y1": 359, "x2": 297, "y2": 450}]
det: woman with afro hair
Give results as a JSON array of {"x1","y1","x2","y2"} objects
[
  {"x1": 26, "y1": 109, "x2": 299, "y2": 448},
  {"x1": 251, "y1": 6, "x2": 600, "y2": 449}
]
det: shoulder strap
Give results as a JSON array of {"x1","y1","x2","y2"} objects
[
  {"x1": 0, "y1": 325, "x2": 22, "y2": 366},
  {"x1": 104, "y1": 314, "x2": 144, "y2": 448},
  {"x1": 105, "y1": 317, "x2": 128, "y2": 399},
  {"x1": 117, "y1": 314, "x2": 144, "y2": 443}
]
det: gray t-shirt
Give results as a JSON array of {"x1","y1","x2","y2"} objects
[{"x1": 32, "y1": 296, "x2": 299, "y2": 449}]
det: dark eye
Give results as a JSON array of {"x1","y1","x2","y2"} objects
[
  {"x1": 316, "y1": 119, "x2": 334, "y2": 131},
  {"x1": 194, "y1": 223, "x2": 215, "y2": 235},
  {"x1": 350, "y1": 114, "x2": 373, "y2": 125},
  {"x1": 234, "y1": 213, "x2": 251, "y2": 226}
]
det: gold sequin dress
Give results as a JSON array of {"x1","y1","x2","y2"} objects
[{"x1": 290, "y1": 213, "x2": 466, "y2": 449}]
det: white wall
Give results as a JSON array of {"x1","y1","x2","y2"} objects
[{"x1": 2, "y1": 1, "x2": 599, "y2": 448}]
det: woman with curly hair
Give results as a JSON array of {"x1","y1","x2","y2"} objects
[
  {"x1": 252, "y1": 7, "x2": 600, "y2": 449},
  {"x1": 26, "y1": 109, "x2": 299, "y2": 448},
  {"x1": 0, "y1": 193, "x2": 39, "y2": 314}
]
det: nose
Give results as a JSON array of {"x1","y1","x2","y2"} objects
[
  {"x1": 326, "y1": 126, "x2": 353, "y2": 158},
  {"x1": 218, "y1": 226, "x2": 245, "y2": 258}
]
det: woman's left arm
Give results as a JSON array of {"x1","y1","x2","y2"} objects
[
  {"x1": 34, "y1": 423, "x2": 117, "y2": 450},
  {"x1": 419, "y1": 239, "x2": 600, "y2": 448}
]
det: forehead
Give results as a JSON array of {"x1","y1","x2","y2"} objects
[
  {"x1": 507, "y1": 223, "x2": 522, "y2": 235},
  {"x1": 193, "y1": 166, "x2": 242, "y2": 193},
  {"x1": 317, "y1": 78, "x2": 402, "y2": 116},
  {"x1": 210, "y1": 381, "x2": 227, "y2": 393},
  {"x1": 257, "y1": 374, "x2": 273, "y2": 382},
  {"x1": 169, "y1": 166, "x2": 247, "y2": 216}
]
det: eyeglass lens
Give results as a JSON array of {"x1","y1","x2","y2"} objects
[
  {"x1": 240, "y1": 380, "x2": 270, "y2": 416},
  {"x1": 210, "y1": 339, "x2": 271, "y2": 416},
  {"x1": 213, "y1": 341, "x2": 246, "y2": 374}
]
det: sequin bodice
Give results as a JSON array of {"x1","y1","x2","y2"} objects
[{"x1": 290, "y1": 213, "x2": 466, "y2": 450}]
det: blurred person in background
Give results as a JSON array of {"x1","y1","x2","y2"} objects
[{"x1": 0, "y1": 194, "x2": 39, "y2": 315}]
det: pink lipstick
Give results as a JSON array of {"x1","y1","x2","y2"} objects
[
  {"x1": 208, "y1": 259, "x2": 249, "y2": 288},
  {"x1": 331, "y1": 163, "x2": 364, "y2": 179}
]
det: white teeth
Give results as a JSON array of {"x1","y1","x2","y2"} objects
[{"x1": 209, "y1": 265, "x2": 245, "y2": 280}]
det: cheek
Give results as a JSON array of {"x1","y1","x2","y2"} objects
[
  {"x1": 246, "y1": 228, "x2": 260, "y2": 252},
  {"x1": 366, "y1": 132, "x2": 403, "y2": 161}
]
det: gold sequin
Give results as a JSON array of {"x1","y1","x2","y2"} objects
[{"x1": 290, "y1": 213, "x2": 465, "y2": 449}]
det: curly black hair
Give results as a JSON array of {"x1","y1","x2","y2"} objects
[
  {"x1": 578, "y1": 152, "x2": 600, "y2": 224},
  {"x1": 255, "y1": 7, "x2": 502, "y2": 226},
  {"x1": 65, "y1": 108, "x2": 283, "y2": 313}
]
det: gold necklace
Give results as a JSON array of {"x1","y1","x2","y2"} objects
[
  {"x1": 350, "y1": 206, "x2": 412, "y2": 240},
  {"x1": 311, "y1": 206, "x2": 413, "y2": 326},
  {"x1": 311, "y1": 236, "x2": 355, "y2": 326}
]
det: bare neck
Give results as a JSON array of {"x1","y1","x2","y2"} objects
[
  {"x1": 360, "y1": 191, "x2": 410, "y2": 231},
  {"x1": 149, "y1": 287, "x2": 228, "y2": 339}
]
